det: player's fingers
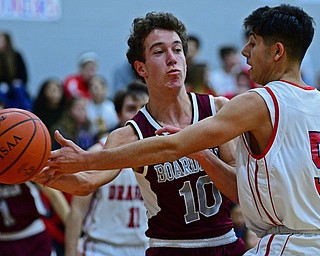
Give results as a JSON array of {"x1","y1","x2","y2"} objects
[
  {"x1": 35, "y1": 169, "x2": 59, "y2": 187},
  {"x1": 31, "y1": 166, "x2": 51, "y2": 184},
  {"x1": 49, "y1": 149, "x2": 61, "y2": 160},
  {"x1": 54, "y1": 130, "x2": 83, "y2": 151},
  {"x1": 54, "y1": 130, "x2": 70, "y2": 147},
  {"x1": 43, "y1": 171, "x2": 63, "y2": 186},
  {"x1": 155, "y1": 125, "x2": 181, "y2": 135}
]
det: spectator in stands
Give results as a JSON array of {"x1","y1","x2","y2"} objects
[
  {"x1": 185, "y1": 62, "x2": 216, "y2": 95},
  {"x1": 110, "y1": 61, "x2": 136, "y2": 99},
  {"x1": 50, "y1": 97, "x2": 95, "y2": 150},
  {"x1": 186, "y1": 34, "x2": 202, "y2": 67},
  {"x1": 33, "y1": 78, "x2": 66, "y2": 145},
  {"x1": 86, "y1": 75, "x2": 119, "y2": 139},
  {"x1": 0, "y1": 32, "x2": 31, "y2": 110},
  {"x1": 209, "y1": 45, "x2": 241, "y2": 98},
  {"x1": 63, "y1": 51, "x2": 98, "y2": 100}
]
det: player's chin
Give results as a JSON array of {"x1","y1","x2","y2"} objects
[
  {"x1": 168, "y1": 80, "x2": 184, "y2": 90},
  {"x1": 248, "y1": 70, "x2": 259, "y2": 84}
]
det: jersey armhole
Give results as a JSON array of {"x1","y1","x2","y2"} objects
[
  {"x1": 209, "y1": 94, "x2": 216, "y2": 115},
  {"x1": 126, "y1": 120, "x2": 148, "y2": 176}
]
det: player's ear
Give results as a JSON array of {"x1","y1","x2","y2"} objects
[
  {"x1": 274, "y1": 42, "x2": 284, "y2": 61},
  {"x1": 134, "y1": 61, "x2": 147, "y2": 78}
]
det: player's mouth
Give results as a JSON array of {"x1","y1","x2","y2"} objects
[{"x1": 167, "y1": 69, "x2": 180, "y2": 75}]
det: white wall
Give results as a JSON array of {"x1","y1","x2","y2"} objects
[{"x1": 1, "y1": 0, "x2": 320, "y2": 97}]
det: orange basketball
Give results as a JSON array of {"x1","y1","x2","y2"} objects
[{"x1": 0, "y1": 108, "x2": 51, "y2": 184}]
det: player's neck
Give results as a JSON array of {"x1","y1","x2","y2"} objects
[{"x1": 147, "y1": 93, "x2": 192, "y2": 128}]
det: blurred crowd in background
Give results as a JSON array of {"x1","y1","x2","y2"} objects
[{"x1": 0, "y1": 25, "x2": 318, "y2": 255}]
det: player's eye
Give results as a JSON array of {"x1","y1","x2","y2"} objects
[{"x1": 153, "y1": 49, "x2": 163, "y2": 55}]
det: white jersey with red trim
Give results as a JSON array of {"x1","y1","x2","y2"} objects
[
  {"x1": 81, "y1": 168, "x2": 148, "y2": 247},
  {"x1": 237, "y1": 81, "x2": 320, "y2": 254}
]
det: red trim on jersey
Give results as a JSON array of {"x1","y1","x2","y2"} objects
[
  {"x1": 280, "y1": 80, "x2": 315, "y2": 90},
  {"x1": 255, "y1": 238, "x2": 262, "y2": 254},
  {"x1": 247, "y1": 155, "x2": 263, "y2": 218},
  {"x1": 265, "y1": 234, "x2": 275, "y2": 255},
  {"x1": 254, "y1": 159, "x2": 279, "y2": 226},
  {"x1": 256, "y1": 87, "x2": 279, "y2": 159},
  {"x1": 314, "y1": 177, "x2": 320, "y2": 195},
  {"x1": 242, "y1": 87, "x2": 283, "y2": 226},
  {"x1": 264, "y1": 157, "x2": 282, "y2": 224},
  {"x1": 279, "y1": 234, "x2": 292, "y2": 255},
  {"x1": 242, "y1": 87, "x2": 279, "y2": 160},
  {"x1": 256, "y1": 88, "x2": 283, "y2": 225}
]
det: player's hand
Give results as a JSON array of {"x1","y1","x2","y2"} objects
[
  {"x1": 188, "y1": 148, "x2": 215, "y2": 162},
  {"x1": 155, "y1": 125, "x2": 181, "y2": 135},
  {"x1": 156, "y1": 126, "x2": 211, "y2": 161},
  {"x1": 32, "y1": 166, "x2": 63, "y2": 186},
  {"x1": 46, "y1": 130, "x2": 87, "y2": 175}
]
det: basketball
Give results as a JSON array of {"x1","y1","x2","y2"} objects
[{"x1": 0, "y1": 108, "x2": 51, "y2": 184}]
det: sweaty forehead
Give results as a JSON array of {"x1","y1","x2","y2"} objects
[{"x1": 145, "y1": 29, "x2": 181, "y2": 50}]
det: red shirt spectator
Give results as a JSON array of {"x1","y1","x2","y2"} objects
[{"x1": 63, "y1": 51, "x2": 98, "y2": 100}]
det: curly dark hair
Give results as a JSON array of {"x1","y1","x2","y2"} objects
[
  {"x1": 243, "y1": 4, "x2": 315, "y2": 62},
  {"x1": 126, "y1": 12, "x2": 188, "y2": 81}
]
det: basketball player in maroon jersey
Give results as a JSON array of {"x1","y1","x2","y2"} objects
[
  {"x1": 0, "y1": 182, "x2": 70, "y2": 256},
  {"x1": 36, "y1": 12, "x2": 246, "y2": 256}
]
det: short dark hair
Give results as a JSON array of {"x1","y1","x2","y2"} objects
[
  {"x1": 187, "y1": 34, "x2": 201, "y2": 49},
  {"x1": 126, "y1": 12, "x2": 188, "y2": 81},
  {"x1": 113, "y1": 81, "x2": 148, "y2": 113},
  {"x1": 243, "y1": 4, "x2": 315, "y2": 62},
  {"x1": 219, "y1": 46, "x2": 237, "y2": 60}
]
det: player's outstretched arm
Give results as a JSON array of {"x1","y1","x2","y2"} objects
[
  {"x1": 46, "y1": 92, "x2": 267, "y2": 177},
  {"x1": 34, "y1": 170, "x2": 119, "y2": 196},
  {"x1": 36, "y1": 125, "x2": 140, "y2": 194}
]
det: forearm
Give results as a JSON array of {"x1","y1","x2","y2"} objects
[
  {"x1": 86, "y1": 136, "x2": 183, "y2": 171},
  {"x1": 40, "y1": 186, "x2": 70, "y2": 223},
  {"x1": 86, "y1": 117, "x2": 237, "y2": 171},
  {"x1": 65, "y1": 209, "x2": 83, "y2": 256},
  {"x1": 192, "y1": 150, "x2": 238, "y2": 203},
  {"x1": 36, "y1": 170, "x2": 119, "y2": 196},
  {"x1": 65, "y1": 194, "x2": 93, "y2": 256},
  {"x1": 49, "y1": 119, "x2": 234, "y2": 175}
]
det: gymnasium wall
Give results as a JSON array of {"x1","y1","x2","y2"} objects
[{"x1": 1, "y1": 0, "x2": 320, "y2": 97}]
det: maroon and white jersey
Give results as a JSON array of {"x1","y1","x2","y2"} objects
[
  {"x1": 0, "y1": 182, "x2": 47, "y2": 240},
  {"x1": 127, "y1": 92, "x2": 235, "y2": 243}
]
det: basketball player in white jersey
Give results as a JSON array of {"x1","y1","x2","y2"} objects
[
  {"x1": 40, "y1": 4, "x2": 320, "y2": 255},
  {"x1": 65, "y1": 82, "x2": 149, "y2": 256}
]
